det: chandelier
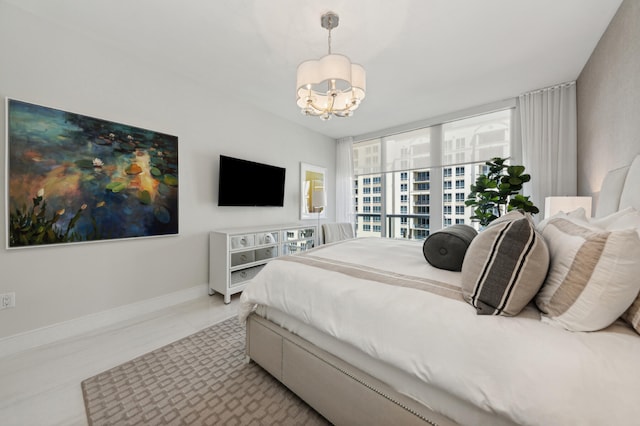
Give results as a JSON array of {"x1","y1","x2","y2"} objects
[{"x1": 296, "y1": 12, "x2": 366, "y2": 120}]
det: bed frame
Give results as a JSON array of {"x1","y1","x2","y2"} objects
[
  {"x1": 245, "y1": 155, "x2": 640, "y2": 426},
  {"x1": 246, "y1": 314, "x2": 456, "y2": 426}
]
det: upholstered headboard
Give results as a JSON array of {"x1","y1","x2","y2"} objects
[{"x1": 596, "y1": 155, "x2": 640, "y2": 217}]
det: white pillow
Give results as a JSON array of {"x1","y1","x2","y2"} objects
[
  {"x1": 588, "y1": 206, "x2": 637, "y2": 229},
  {"x1": 536, "y1": 207, "x2": 589, "y2": 233},
  {"x1": 536, "y1": 216, "x2": 640, "y2": 332}
]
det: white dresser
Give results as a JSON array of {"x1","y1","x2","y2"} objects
[{"x1": 209, "y1": 224, "x2": 317, "y2": 303}]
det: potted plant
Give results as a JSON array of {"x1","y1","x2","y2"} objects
[{"x1": 465, "y1": 157, "x2": 539, "y2": 227}]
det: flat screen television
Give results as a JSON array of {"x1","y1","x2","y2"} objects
[{"x1": 218, "y1": 155, "x2": 286, "y2": 207}]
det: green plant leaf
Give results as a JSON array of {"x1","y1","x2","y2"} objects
[
  {"x1": 163, "y1": 174, "x2": 178, "y2": 187},
  {"x1": 139, "y1": 190, "x2": 151, "y2": 205},
  {"x1": 106, "y1": 181, "x2": 127, "y2": 193}
]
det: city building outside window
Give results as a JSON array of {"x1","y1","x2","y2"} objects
[{"x1": 353, "y1": 109, "x2": 511, "y2": 240}]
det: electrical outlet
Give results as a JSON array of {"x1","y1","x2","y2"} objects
[{"x1": 0, "y1": 292, "x2": 15, "y2": 310}]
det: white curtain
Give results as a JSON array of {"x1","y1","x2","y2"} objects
[
  {"x1": 519, "y1": 82, "x2": 577, "y2": 215},
  {"x1": 335, "y1": 136, "x2": 355, "y2": 224}
]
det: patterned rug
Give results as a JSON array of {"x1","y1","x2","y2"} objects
[{"x1": 81, "y1": 317, "x2": 330, "y2": 425}]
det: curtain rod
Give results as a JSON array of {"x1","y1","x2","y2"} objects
[{"x1": 521, "y1": 80, "x2": 576, "y2": 96}]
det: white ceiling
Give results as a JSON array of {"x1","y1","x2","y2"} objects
[{"x1": 5, "y1": 0, "x2": 623, "y2": 139}]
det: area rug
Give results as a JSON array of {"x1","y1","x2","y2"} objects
[{"x1": 81, "y1": 317, "x2": 330, "y2": 425}]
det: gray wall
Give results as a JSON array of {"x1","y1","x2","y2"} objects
[
  {"x1": 0, "y1": 3, "x2": 335, "y2": 338},
  {"x1": 577, "y1": 0, "x2": 640, "y2": 204}
]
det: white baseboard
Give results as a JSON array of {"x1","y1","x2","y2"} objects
[{"x1": 0, "y1": 284, "x2": 208, "y2": 358}]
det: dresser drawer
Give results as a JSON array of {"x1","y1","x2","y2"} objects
[
  {"x1": 231, "y1": 251, "x2": 256, "y2": 267},
  {"x1": 256, "y1": 232, "x2": 278, "y2": 245},
  {"x1": 230, "y1": 234, "x2": 255, "y2": 249},
  {"x1": 230, "y1": 264, "x2": 265, "y2": 287},
  {"x1": 255, "y1": 247, "x2": 278, "y2": 261}
]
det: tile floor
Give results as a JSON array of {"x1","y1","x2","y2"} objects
[{"x1": 0, "y1": 294, "x2": 240, "y2": 426}]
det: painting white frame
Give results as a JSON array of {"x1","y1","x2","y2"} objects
[{"x1": 300, "y1": 162, "x2": 327, "y2": 220}]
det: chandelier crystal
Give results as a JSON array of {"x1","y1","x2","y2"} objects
[{"x1": 296, "y1": 12, "x2": 366, "y2": 121}]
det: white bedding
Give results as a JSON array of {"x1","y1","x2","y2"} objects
[{"x1": 239, "y1": 237, "x2": 640, "y2": 426}]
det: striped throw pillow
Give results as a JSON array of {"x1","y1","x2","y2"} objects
[
  {"x1": 535, "y1": 217, "x2": 640, "y2": 332},
  {"x1": 461, "y1": 211, "x2": 550, "y2": 316}
]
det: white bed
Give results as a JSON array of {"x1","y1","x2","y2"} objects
[{"x1": 239, "y1": 156, "x2": 640, "y2": 426}]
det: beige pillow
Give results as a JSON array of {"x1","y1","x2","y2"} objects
[
  {"x1": 622, "y1": 299, "x2": 640, "y2": 334},
  {"x1": 461, "y1": 211, "x2": 550, "y2": 316},
  {"x1": 536, "y1": 217, "x2": 640, "y2": 332}
]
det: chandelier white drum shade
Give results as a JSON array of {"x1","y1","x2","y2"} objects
[{"x1": 296, "y1": 12, "x2": 366, "y2": 120}]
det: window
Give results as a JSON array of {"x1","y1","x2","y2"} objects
[
  {"x1": 456, "y1": 218, "x2": 465, "y2": 224},
  {"x1": 415, "y1": 171, "x2": 430, "y2": 181},
  {"x1": 363, "y1": 224, "x2": 371, "y2": 231},
  {"x1": 353, "y1": 109, "x2": 511, "y2": 239},
  {"x1": 373, "y1": 215, "x2": 381, "y2": 222},
  {"x1": 416, "y1": 194, "x2": 430, "y2": 205},
  {"x1": 363, "y1": 187, "x2": 371, "y2": 194},
  {"x1": 373, "y1": 206, "x2": 381, "y2": 213},
  {"x1": 443, "y1": 206, "x2": 452, "y2": 215},
  {"x1": 414, "y1": 229, "x2": 428, "y2": 239},
  {"x1": 373, "y1": 225, "x2": 381, "y2": 233},
  {"x1": 416, "y1": 217, "x2": 429, "y2": 228},
  {"x1": 363, "y1": 206, "x2": 371, "y2": 213},
  {"x1": 363, "y1": 196, "x2": 371, "y2": 203},
  {"x1": 363, "y1": 216, "x2": 371, "y2": 222}
]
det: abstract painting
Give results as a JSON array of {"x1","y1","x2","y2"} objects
[{"x1": 6, "y1": 99, "x2": 179, "y2": 248}]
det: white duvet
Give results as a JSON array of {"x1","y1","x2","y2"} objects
[{"x1": 239, "y1": 238, "x2": 640, "y2": 426}]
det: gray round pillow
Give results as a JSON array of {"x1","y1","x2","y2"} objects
[{"x1": 422, "y1": 224, "x2": 477, "y2": 271}]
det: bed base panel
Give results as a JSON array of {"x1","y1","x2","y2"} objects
[{"x1": 246, "y1": 313, "x2": 457, "y2": 426}]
